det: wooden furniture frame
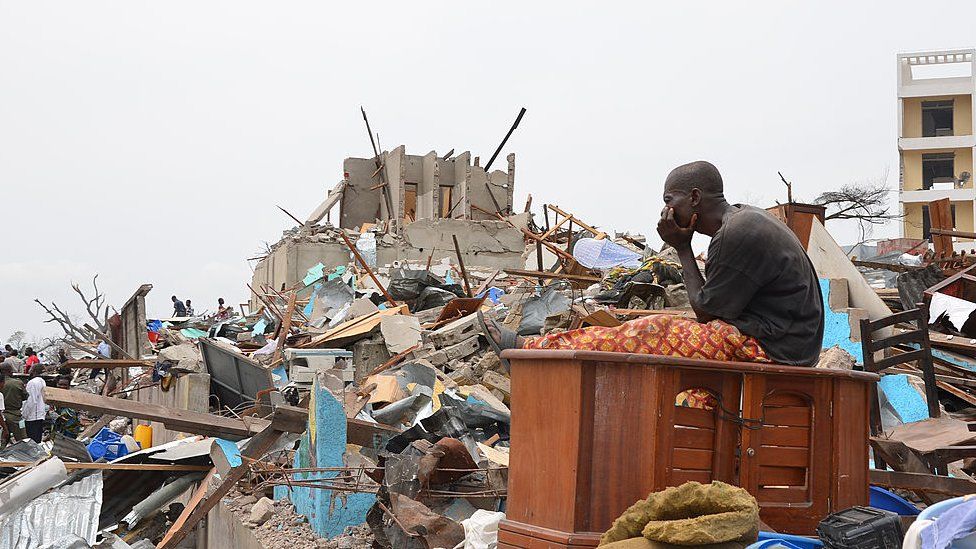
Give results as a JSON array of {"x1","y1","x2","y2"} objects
[
  {"x1": 859, "y1": 306, "x2": 940, "y2": 430},
  {"x1": 497, "y1": 350, "x2": 878, "y2": 548}
]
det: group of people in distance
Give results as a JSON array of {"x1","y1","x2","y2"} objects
[
  {"x1": 0, "y1": 345, "x2": 48, "y2": 445},
  {"x1": 170, "y1": 295, "x2": 233, "y2": 320}
]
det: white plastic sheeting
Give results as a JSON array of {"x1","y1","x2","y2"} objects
[
  {"x1": 454, "y1": 510, "x2": 506, "y2": 549},
  {"x1": 572, "y1": 237, "x2": 642, "y2": 270},
  {"x1": 0, "y1": 470, "x2": 103, "y2": 549}
]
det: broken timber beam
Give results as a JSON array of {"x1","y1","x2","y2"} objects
[
  {"x1": 0, "y1": 462, "x2": 212, "y2": 472},
  {"x1": 158, "y1": 422, "x2": 286, "y2": 549},
  {"x1": 271, "y1": 291, "x2": 298, "y2": 363},
  {"x1": 44, "y1": 387, "x2": 307, "y2": 440},
  {"x1": 503, "y1": 268, "x2": 600, "y2": 283},
  {"x1": 870, "y1": 469, "x2": 976, "y2": 496},
  {"x1": 64, "y1": 359, "x2": 152, "y2": 368}
]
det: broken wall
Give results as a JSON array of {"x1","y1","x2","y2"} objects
[
  {"x1": 207, "y1": 501, "x2": 264, "y2": 549},
  {"x1": 276, "y1": 374, "x2": 375, "y2": 538},
  {"x1": 399, "y1": 218, "x2": 525, "y2": 269},
  {"x1": 340, "y1": 157, "x2": 385, "y2": 230},
  {"x1": 120, "y1": 284, "x2": 153, "y2": 360},
  {"x1": 132, "y1": 373, "x2": 210, "y2": 446},
  {"x1": 250, "y1": 219, "x2": 526, "y2": 304}
]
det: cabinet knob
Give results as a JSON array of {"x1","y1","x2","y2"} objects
[{"x1": 746, "y1": 447, "x2": 756, "y2": 457}]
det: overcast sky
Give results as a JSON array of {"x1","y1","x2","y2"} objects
[{"x1": 1, "y1": 1, "x2": 973, "y2": 344}]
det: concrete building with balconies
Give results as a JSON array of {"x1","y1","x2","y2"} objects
[{"x1": 898, "y1": 49, "x2": 976, "y2": 248}]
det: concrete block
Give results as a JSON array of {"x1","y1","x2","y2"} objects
[
  {"x1": 425, "y1": 350, "x2": 449, "y2": 367},
  {"x1": 443, "y1": 335, "x2": 481, "y2": 361},
  {"x1": 828, "y1": 278, "x2": 850, "y2": 311},
  {"x1": 352, "y1": 335, "x2": 390, "y2": 383},
  {"x1": 380, "y1": 315, "x2": 422, "y2": 354},
  {"x1": 481, "y1": 370, "x2": 511, "y2": 404},
  {"x1": 846, "y1": 307, "x2": 870, "y2": 342},
  {"x1": 429, "y1": 314, "x2": 482, "y2": 348}
]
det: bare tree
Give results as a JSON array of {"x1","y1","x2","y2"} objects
[
  {"x1": 814, "y1": 169, "x2": 901, "y2": 245},
  {"x1": 34, "y1": 274, "x2": 114, "y2": 342}
]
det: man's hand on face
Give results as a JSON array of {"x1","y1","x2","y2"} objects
[{"x1": 657, "y1": 207, "x2": 697, "y2": 250}]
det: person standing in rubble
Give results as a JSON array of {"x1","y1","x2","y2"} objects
[
  {"x1": 216, "y1": 297, "x2": 229, "y2": 319},
  {"x1": 184, "y1": 299, "x2": 194, "y2": 316},
  {"x1": 0, "y1": 367, "x2": 27, "y2": 445},
  {"x1": 24, "y1": 347, "x2": 39, "y2": 369},
  {"x1": 2, "y1": 350, "x2": 24, "y2": 374},
  {"x1": 172, "y1": 295, "x2": 187, "y2": 317},
  {"x1": 0, "y1": 376, "x2": 11, "y2": 445},
  {"x1": 481, "y1": 161, "x2": 824, "y2": 367},
  {"x1": 23, "y1": 364, "x2": 47, "y2": 443}
]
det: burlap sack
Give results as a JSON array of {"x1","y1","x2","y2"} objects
[{"x1": 599, "y1": 481, "x2": 759, "y2": 547}]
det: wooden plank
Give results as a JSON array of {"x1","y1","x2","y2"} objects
[
  {"x1": 44, "y1": 387, "x2": 307, "y2": 439},
  {"x1": 272, "y1": 291, "x2": 297, "y2": 363},
  {"x1": 930, "y1": 228, "x2": 976, "y2": 240},
  {"x1": 670, "y1": 469, "x2": 711, "y2": 485},
  {"x1": 299, "y1": 305, "x2": 410, "y2": 349},
  {"x1": 671, "y1": 426, "x2": 713, "y2": 450},
  {"x1": 865, "y1": 309, "x2": 926, "y2": 332},
  {"x1": 868, "y1": 330, "x2": 925, "y2": 352},
  {"x1": 759, "y1": 466, "x2": 808, "y2": 487},
  {"x1": 0, "y1": 462, "x2": 212, "y2": 472},
  {"x1": 503, "y1": 269, "x2": 600, "y2": 283},
  {"x1": 762, "y1": 406, "x2": 811, "y2": 427},
  {"x1": 882, "y1": 417, "x2": 976, "y2": 454},
  {"x1": 760, "y1": 426, "x2": 810, "y2": 448},
  {"x1": 757, "y1": 446, "x2": 809, "y2": 467},
  {"x1": 64, "y1": 359, "x2": 151, "y2": 369},
  {"x1": 757, "y1": 486, "x2": 810, "y2": 504},
  {"x1": 673, "y1": 406, "x2": 715, "y2": 429},
  {"x1": 929, "y1": 198, "x2": 954, "y2": 258},
  {"x1": 672, "y1": 448, "x2": 712, "y2": 470},
  {"x1": 938, "y1": 380, "x2": 976, "y2": 406},
  {"x1": 870, "y1": 469, "x2": 976, "y2": 496},
  {"x1": 871, "y1": 349, "x2": 929, "y2": 372},
  {"x1": 157, "y1": 468, "x2": 215, "y2": 548},
  {"x1": 338, "y1": 231, "x2": 397, "y2": 307}
]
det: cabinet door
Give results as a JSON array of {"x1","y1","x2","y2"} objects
[
  {"x1": 740, "y1": 374, "x2": 831, "y2": 534},
  {"x1": 656, "y1": 368, "x2": 741, "y2": 489}
]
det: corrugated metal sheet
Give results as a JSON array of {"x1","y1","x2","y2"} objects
[{"x1": 0, "y1": 471, "x2": 102, "y2": 549}]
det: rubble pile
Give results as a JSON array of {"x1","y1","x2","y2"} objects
[{"x1": 7, "y1": 163, "x2": 976, "y2": 548}]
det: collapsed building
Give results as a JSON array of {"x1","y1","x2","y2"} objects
[{"x1": 251, "y1": 147, "x2": 528, "y2": 304}]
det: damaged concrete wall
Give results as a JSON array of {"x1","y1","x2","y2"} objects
[
  {"x1": 132, "y1": 373, "x2": 210, "y2": 446},
  {"x1": 250, "y1": 219, "x2": 526, "y2": 298},
  {"x1": 452, "y1": 152, "x2": 471, "y2": 219},
  {"x1": 385, "y1": 145, "x2": 406, "y2": 224},
  {"x1": 276, "y1": 373, "x2": 375, "y2": 538},
  {"x1": 208, "y1": 501, "x2": 264, "y2": 549},
  {"x1": 340, "y1": 157, "x2": 384, "y2": 230},
  {"x1": 419, "y1": 152, "x2": 437, "y2": 221},
  {"x1": 399, "y1": 218, "x2": 525, "y2": 270},
  {"x1": 120, "y1": 284, "x2": 153, "y2": 360},
  {"x1": 338, "y1": 147, "x2": 514, "y2": 228}
]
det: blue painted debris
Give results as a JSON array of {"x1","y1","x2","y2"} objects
[
  {"x1": 818, "y1": 279, "x2": 863, "y2": 363},
  {"x1": 275, "y1": 376, "x2": 374, "y2": 538}
]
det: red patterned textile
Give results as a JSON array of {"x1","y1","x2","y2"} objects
[{"x1": 524, "y1": 314, "x2": 769, "y2": 363}]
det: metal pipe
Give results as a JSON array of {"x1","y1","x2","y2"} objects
[{"x1": 121, "y1": 473, "x2": 205, "y2": 528}]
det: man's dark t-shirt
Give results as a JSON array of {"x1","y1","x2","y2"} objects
[
  {"x1": 173, "y1": 301, "x2": 187, "y2": 317},
  {"x1": 699, "y1": 205, "x2": 824, "y2": 366}
]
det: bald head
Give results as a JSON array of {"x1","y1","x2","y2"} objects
[{"x1": 664, "y1": 161, "x2": 724, "y2": 198}]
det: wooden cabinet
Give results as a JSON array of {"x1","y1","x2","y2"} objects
[{"x1": 498, "y1": 350, "x2": 877, "y2": 549}]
